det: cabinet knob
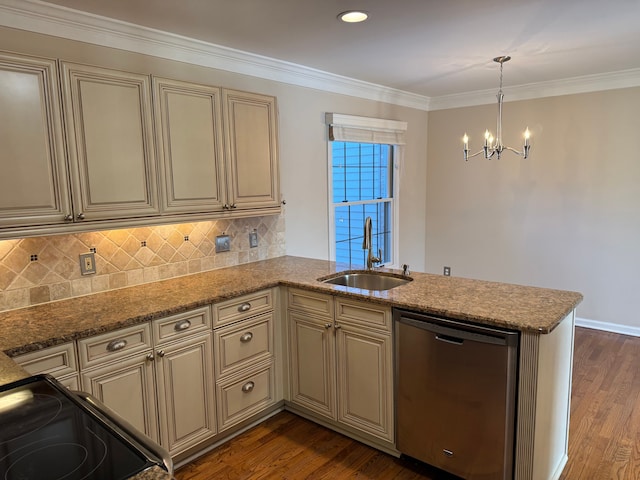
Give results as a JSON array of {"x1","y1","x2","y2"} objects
[
  {"x1": 64, "y1": 214, "x2": 73, "y2": 221},
  {"x1": 223, "y1": 204, "x2": 230, "y2": 210},
  {"x1": 157, "y1": 350, "x2": 165, "y2": 358},
  {"x1": 231, "y1": 203, "x2": 237, "y2": 209},
  {"x1": 77, "y1": 212, "x2": 85, "y2": 220},
  {"x1": 281, "y1": 199, "x2": 287, "y2": 205},
  {"x1": 324, "y1": 323, "x2": 332, "y2": 329},
  {"x1": 334, "y1": 324, "x2": 342, "y2": 330},
  {"x1": 174, "y1": 319, "x2": 191, "y2": 331},
  {"x1": 240, "y1": 332, "x2": 253, "y2": 343},
  {"x1": 146, "y1": 353, "x2": 155, "y2": 362},
  {"x1": 106, "y1": 339, "x2": 127, "y2": 352},
  {"x1": 241, "y1": 381, "x2": 255, "y2": 393},
  {"x1": 238, "y1": 302, "x2": 252, "y2": 312}
]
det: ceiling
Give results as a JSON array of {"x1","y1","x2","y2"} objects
[{"x1": 34, "y1": 0, "x2": 640, "y2": 98}]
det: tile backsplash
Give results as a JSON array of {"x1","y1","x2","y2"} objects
[{"x1": 0, "y1": 215, "x2": 285, "y2": 312}]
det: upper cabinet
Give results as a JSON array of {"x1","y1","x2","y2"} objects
[
  {"x1": 223, "y1": 89, "x2": 280, "y2": 211},
  {"x1": 0, "y1": 52, "x2": 72, "y2": 229},
  {"x1": 153, "y1": 77, "x2": 226, "y2": 214},
  {"x1": 0, "y1": 53, "x2": 281, "y2": 239},
  {"x1": 60, "y1": 62, "x2": 160, "y2": 221}
]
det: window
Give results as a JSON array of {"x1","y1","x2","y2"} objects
[
  {"x1": 332, "y1": 142, "x2": 393, "y2": 266},
  {"x1": 326, "y1": 113, "x2": 407, "y2": 268}
]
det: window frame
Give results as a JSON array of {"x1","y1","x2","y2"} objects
[{"x1": 325, "y1": 113, "x2": 407, "y2": 268}]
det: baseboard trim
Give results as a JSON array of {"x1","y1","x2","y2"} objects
[
  {"x1": 575, "y1": 317, "x2": 640, "y2": 338},
  {"x1": 549, "y1": 454, "x2": 568, "y2": 480}
]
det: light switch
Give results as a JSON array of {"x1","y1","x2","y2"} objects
[
  {"x1": 249, "y1": 231, "x2": 258, "y2": 248},
  {"x1": 215, "y1": 235, "x2": 231, "y2": 253}
]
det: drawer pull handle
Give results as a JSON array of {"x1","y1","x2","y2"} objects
[
  {"x1": 238, "y1": 302, "x2": 252, "y2": 312},
  {"x1": 240, "y1": 332, "x2": 253, "y2": 343},
  {"x1": 106, "y1": 339, "x2": 127, "y2": 352},
  {"x1": 174, "y1": 319, "x2": 192, "y2": 331},
  {"x1": 242, "y1": 381, "x2": 255, "y2": 393}
]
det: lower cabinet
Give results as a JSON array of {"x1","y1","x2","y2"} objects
[
  {"x1": 80, "y1": 344, "x2": 159, "y2": 442},
  {"x1": 78, "y1": 307, "x2": 216, "y2": 456},
  {"x1": 287, "y1": 288, "x2": 394, "y2": 444},
  {"x1": 13, "y1": 341, "x2": 80, "y2": 390},
  {"x1": 213, "y1": 290, "x2": 278, "y2": 432},
  {"x1": 155, "y1": 330, "x2": 216, "y2": 454}
]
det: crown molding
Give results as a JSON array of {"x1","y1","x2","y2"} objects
[
  {"x1": 428, "y1": 68, "x2": 640, "y2": 111},
  {"x1": 1, "y1": 0, "x2": 639, "y2": 113},
  {"x1": 0, "y1": 0, "x2": 430, "y2": 111}
]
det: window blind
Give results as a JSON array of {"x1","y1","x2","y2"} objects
[{"x1": 326, "y1": 113, "x2": 407, "y2": 145}]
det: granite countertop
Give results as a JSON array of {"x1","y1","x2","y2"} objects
[
  {"x1": 0, "y1": 255, "x2": 581, "y2": 480},
  {"x1": 0, "y1": 256, "x2": 582, "y2": 360}
]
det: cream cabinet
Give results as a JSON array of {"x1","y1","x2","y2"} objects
[
  {"x1": 153, "y1": 77, "x2": 226, "y2": 214},
  {"x1": 287, "y1": 288, "x2": 394, "y2": 444},
  {"x1": 152, "y1": 307, "x2": 216, "y2": 456},
  {"x1": 60, "y1": 62, "x2": 160, "y2": 222},
  {"x1": 0, "y1": 52, "x2": 71, "y2": 230},
  {"x1": 78, "y1": 323, "x2": 159, "y2": 442},
  {"x1": 0, "y1": 53, "x2": 282, "y2": 238},
  {"x1": 222, "y1": 89, "x2": 280, "y2": 211},
  {"x1": 78, "y1": 307, "x2": 216, "y2": 455},
  {"x1": 288, "y1": 290, "x2": 336, "y2": 418},
  {"x1": 13, "y1": 341, "x2": 80, "y2": 390},
  {"x1": 213, "y1": 289, "x2": 278, "y2": 432},
  {"x1": 334, "y1": 298, "x2": 394, "y2": 442}
]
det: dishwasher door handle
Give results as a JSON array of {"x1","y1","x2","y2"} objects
[
  {"x1": 398, "y1": 315, "x2": 516, "y2": 346},
  {"x1": 435, "y1": 334, "x2": 464, "y2": 345}
]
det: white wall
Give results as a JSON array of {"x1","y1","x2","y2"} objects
[{"x1": 426, "y1": 88, "x2": 640, "y2": 332}]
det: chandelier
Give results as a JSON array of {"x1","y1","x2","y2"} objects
[{"x1": 463, "y1": 56, "x2": 531, "y2": 161}]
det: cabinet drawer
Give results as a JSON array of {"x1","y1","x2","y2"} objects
[
  {"x1": 287, "y1": 288, "x2": 333, "y2": 317},
  {"x1": 213, "y1": 289, "x2": 273, "y2": 327},
  {"x1": 335, "y1": 298, "x2": 391, "y2": 332},
  {"x1": 13, "y1": 342, "x2": 78, "y2": 377},
  {"x1": 78, "y1": 323, "x2": 152, "y2": 369},
  {"x1": 214, "y1": 312, "x2": 273, "y2": 377},
  {"x1": 216, "y1": 360, "x2": 275, "y2": 432},
  {"x1": 152, "y1": 306, "x2": 212, "y2": 345}
]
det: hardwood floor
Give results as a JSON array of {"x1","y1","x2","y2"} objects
[{"x1": 175, "y1": 327, "x2": 640, "y2": 480}]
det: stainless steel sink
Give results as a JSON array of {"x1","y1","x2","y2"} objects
[{"x1": 320, "y1": 271, "x2": 412, "y2": 291}]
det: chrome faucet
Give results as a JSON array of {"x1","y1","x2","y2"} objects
[{"x1": 362, "y1": 216, "x2": 382, "y2": 270}]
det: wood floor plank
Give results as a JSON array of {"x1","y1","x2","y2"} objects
[{"x1": 177, "y1": 327, "x2": 640, "y2": 480}]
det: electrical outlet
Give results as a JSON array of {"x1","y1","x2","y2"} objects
[
  {"x1": 443, "y1": 266, "x2": 451, "y2": 276},
  {"x1": 79, "y1": 252, "x2": 96, "y2": 275},
  {"x1": 249, "y1": 231, "x2": 258, "y2": 248},
  {"x1": 215, "y1": 234, "x2": 231, "y2": 253}
]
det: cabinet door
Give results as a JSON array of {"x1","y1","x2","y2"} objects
[
  {"x1": 155, "y1": 333, "x2": 216, "y2": 456},
  {"x1": 288, "y1": 310, "x2": 336, "y2": 419},
  {"x1": 336, "y1": 324, "x2": 394, "y2": 442},
  {"x1": 153, "y1": 77, "x2": 226, "y2": 214},
  {"x1": 0, "y1": 52, "x2": 71, "y2": 229},
  {"x1": 81, "y1": 352, "x2": 159, "y2": 442},
  {"x1": 61, "y1": 62, "x2": 159, "y2": 221},
  {"x1": 222, "y1": 89, "x2": 280, "y2": 210}
]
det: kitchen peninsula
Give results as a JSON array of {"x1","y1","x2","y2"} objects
[{"x1": 0, "y1": 256, "x2": 582, "y2": 480}]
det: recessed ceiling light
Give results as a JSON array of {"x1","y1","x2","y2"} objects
[{"x1": 338, "y1": 10, "x2": 369, "y2": 23}]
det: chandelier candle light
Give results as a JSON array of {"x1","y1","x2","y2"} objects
[{"x1": 463, "y1": 56, "x2": 531, "y2": 161}]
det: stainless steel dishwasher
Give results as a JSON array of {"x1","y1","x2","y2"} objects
[{"x1": 394, "y1": 309, "x2": 519, "y2": 480}]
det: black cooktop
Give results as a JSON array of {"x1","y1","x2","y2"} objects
[{"x1": 0, "y1": 375, "x2": 160, "y2": 480}]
